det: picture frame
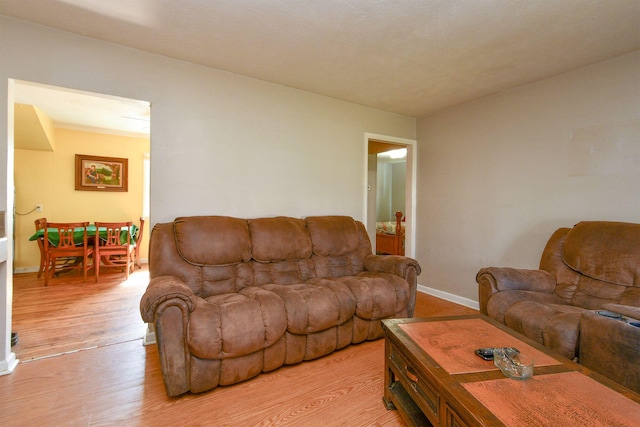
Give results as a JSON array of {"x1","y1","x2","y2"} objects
[{"x1": 75, "y1": 154, "x2": 128, "y2": 192}]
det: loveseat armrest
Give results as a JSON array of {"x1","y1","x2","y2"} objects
[
  {"x1": 602, "y1": 303, "x2": 640, "y2": 320},
  {"x1": 140, "y1": 275, "x2": 198, "y2": 323},
  {"x1": 364, "y1": 254, "x2": 421, "y2": 317},
  {"x1": 476, "y1": 267, "x2": 556, "y2": 315}
]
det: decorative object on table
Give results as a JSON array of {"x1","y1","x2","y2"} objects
[
  {"x1": 493, "y1": 347, "x2": 534, "y2": 380},
  {"x1": 75, "y1": 154, "x2": 128, "y2": 192}
]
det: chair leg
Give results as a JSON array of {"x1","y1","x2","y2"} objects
[
  {"x1": 127, "y1": 253, "x2": 134, "y2": 279},
  {"x1": 134, "y1": 247, "x2": 141, "y2": 269},
  {"x1": 37, "y1": 254, "x2": 45, "y2": 278},
  {"x1": 44, "y1": 256, "x2": 51, "y2": 286}
]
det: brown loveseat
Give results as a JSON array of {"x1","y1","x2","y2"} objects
[
  {"x1": 477, "y1": 221, "x2": 640, "y2": 393},
  {"x1": 140, "y1": 215, "x2": 421, "y2": 396}
]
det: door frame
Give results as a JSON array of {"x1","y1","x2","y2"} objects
[
  {"x1": 363, "y1": 133, "x2": 417, "y2": 257},
  {"x1": 2, "y1": 79, "x2": 152, "y2": 371}
]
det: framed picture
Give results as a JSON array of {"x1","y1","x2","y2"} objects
[{"x1": 75, "y1": 154, "x2": 128, "y2": 192}]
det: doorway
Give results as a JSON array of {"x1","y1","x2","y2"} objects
[
  {"x1": 10, "y1": 80, "x2": 151, "y2": 361},
  {"x1": 364, "y1": 133, "x2": 416, "y2": 257}
]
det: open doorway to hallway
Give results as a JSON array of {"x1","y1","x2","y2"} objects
[
  {"x1": 365, "y1": 133, "x2": 416, "y2": 258},
  {"x1": 9, "y1": 80, "x2": 151, "y2": 361}
]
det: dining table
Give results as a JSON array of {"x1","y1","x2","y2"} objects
[{"x1": 29, "y1": 224, "x2": 139, "y2": 246}]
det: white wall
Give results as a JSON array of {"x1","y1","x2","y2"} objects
[
  {"x1": 0, "y1": 17, "x2": 416, "y2": 222},
  {"x1": 0, "y1": 17, "x2": 415, "y2": 372},
  {"x1": 416, "y1": 51, "x2": 640, "y2": 302}
]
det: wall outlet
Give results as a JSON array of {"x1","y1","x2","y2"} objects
[{"x1": 36, "y1": 204, "x2": 43, "y2": 213}]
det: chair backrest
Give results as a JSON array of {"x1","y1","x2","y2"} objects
[
  {"x1": 44, "y1": 221, "x2": 90, "y2": 251},
  {"x1": 34, "y1": 218, "x2": 47, "y2": 251},
  {"x1": 135, "y1": 217, "x2": 145, "y2": 246},
  {"x1": 95, "y1": 221, "x2": 133, "y2": 248},
  {"x1": 34, "y1": 217, "x2": 46, "y2": 232}
]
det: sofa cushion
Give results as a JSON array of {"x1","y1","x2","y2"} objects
[
  {"x1": 571, "y1": 275, "x2": 628, "y2": 309},
  {"x1": 252, "y1": 259, "x2": 316, "y2": 286},
  {"x1": 261, "y1": 282, "x2": 355, "y2": 334},
  {"x1": 563, "y1": 221, "x2": 640, "y2": 287},
  {"x1": 188, "y1": 288, "x2": 286, "y2": 359},
  {"x1": 199, "y1": 263, "x2": 255, "y2": 296},
  {"x1": 249, "y1": 217, "x2": 312, "y2": 262},
  {"x1": 486, "y1": 290, "x2": 566, "y2": 324},
  {"x1": 174, "y1": 216, "x2": 252, "y2": 266},
  {"x1": 329, "y1": 272, "x2": 410, "y2": 320},
  {"x1": 504, "y1": 301, "x2": 584, "y2": 359}
]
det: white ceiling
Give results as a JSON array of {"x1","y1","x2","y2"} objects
[
  {"x1": 2, "y1": 0, "x2": 639, "y2": 131},
  {"x1": 13, "y1": 81, "x2": 151, "y2": 138}
]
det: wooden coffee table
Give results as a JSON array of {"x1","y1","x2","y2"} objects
[{"x1": 382, "y1": 315, "x2": 640, "y2": 427}]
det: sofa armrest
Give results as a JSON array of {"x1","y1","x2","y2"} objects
[
  {"x1": 140, "y1": 275, "x2": 197, "y2": 323},
  {"x1": 139, "y1": 275, "x2": 199, "y2": 396},
  {"x1": 364, "y1": 254, "x2": 421, "y2": 317},
  {"x1": 364, "y1": 254, "x2": 421, "y2": 277},
  {"x1": 476, "y1": 267, "x2": 556, "y2": 315}
]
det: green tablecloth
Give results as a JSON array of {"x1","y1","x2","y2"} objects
[{"x1": 29, "y1": 224, "x2": 138, "y2": 246}]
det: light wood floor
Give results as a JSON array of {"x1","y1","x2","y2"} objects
[
  {"x1": 11, "y1": 267, "x2": 149, "y2": 361},
  {"x1": 2, "y1": 269, "x2": 477, "y2": 426}
]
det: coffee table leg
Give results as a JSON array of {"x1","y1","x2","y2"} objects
[{"x1": 383, "y1": 337, "x2": 397, "y2": 410}]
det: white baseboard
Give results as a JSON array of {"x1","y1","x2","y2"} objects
[
  {"x1": 417, "y1": 284, "x2": 480, "y2": 310},
  {"x1": 0, "y1": 352, "x2": 18, "y2": 376},
  {"x1": 13, "y1": 266, "x2": 38, "y2": 274},
  {"x1": 143, "y1": 323, "x2": 156, "y2": 346}
]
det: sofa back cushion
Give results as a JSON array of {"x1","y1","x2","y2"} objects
[
  {"x1": 539, "y1": 228, "x2": 579, "y2": 303},
  {"x1": 306, "y1": 216, "x2": 371, "y2": 278},
  {"x1": 249, "y1": 217, "x2": 312, "y2": 262},
  {"x1": 561, "y1": 221, "x2": 640, "y2": 308},
  {"x1": 174, "y1": 216, "x2": 252, "y2": 266},
  {"x1": 249, "y1": 217, "x2": 316, "y2": 285},
  {"x1": 307, "y1": 216, "x2": 360, "y2": 256},
  {"x1": 563, "y1": 221, "x2": 640, "y2": 287}
]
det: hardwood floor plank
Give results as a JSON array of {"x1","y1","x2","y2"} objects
[{"x1": 2, "y1": 270, "x2": 478, "y2": 426}]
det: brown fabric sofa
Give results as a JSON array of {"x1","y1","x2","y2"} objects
[
  {"x1": 477, "y1": 221, "x2": 640, "y2": 392},
  {"x1": 140, "y1": 215, "x2": 421, "y2": 396}
]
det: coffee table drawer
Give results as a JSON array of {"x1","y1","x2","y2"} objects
[
  {"x1": 445, "y1": 403, "x2": 469, "y2": 427},
  {"x1": 389, "y1": 344, "x2": 440, "y2": 423}
]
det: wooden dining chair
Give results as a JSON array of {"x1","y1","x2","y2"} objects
[
  {"x1": 43, "y1": 221, "x2": 94, "y2": 286},
  {"x1": 94, "y1": 221, "x2": 135, "y2": 282},
  {"x1": 34, "y1": 217, "x2": 47, "y2": 278},
  {"x1": 133, "y1": 217, "x2": 145, "y2": 269}
]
